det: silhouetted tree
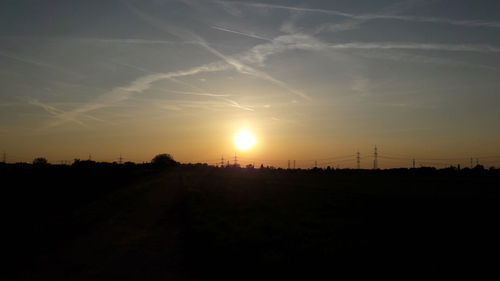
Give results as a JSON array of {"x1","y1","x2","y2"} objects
[
  {"x1": 474, "y1": 164, "x2": 485, "y2": 171},
  {"x1": 72, "y1": 158, "x2": 97, "y2": 167},
  {"x1": 32, "y1": 157, "x2": 48, "y2": 166},
  {"x1": 151, "y1": 153, "x2": 178, "y2": 167}
]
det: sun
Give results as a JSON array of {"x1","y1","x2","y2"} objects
[{"x1": 234, "y1": 130, "x2": 256, "y2": 150}]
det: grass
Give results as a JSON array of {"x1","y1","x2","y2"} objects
[{"x1": 3, "y1": 164, "x2": 499, "y2": 280}]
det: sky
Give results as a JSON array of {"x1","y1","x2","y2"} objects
[{"x1": 1, "y1": 0, "x2": 500, "y2": 168}]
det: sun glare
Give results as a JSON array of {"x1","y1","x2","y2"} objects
[{"x1": 234, "y1": 130, "x2": 256, "y2": 150}]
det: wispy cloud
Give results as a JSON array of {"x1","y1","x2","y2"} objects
[
  {"x1": 29, "y1": 99, "x2": 113, "y2": 127},
  {"x1": 148, "y1": 97, "x2": 254, "y2": 112},
  {"x1": 365, "y1": 14, "x2": 500, "y2": 29},
  {"x1": 158, "y1": 88, "x2": 255, "y2": 111},
  {"x1": 360, "y1": 51, "x2": 499, "y2": 72},
  {"x1": 219, "y1": 97, "x2": 255, "y2": 111},
  {"x1": 28, "y1": 99, "x2": 88, "y2": 128},
  {"x1": 0, "y1": 36, "x2": 187, "y2": 45},
  {"x1": 74, "y1": 37, "x2": 185, "y2": 45},
  {"x1": 47, "y1": 62, "x2": 231, "y2": 127},
  {"x1": 40, "y1": 1, "x2": 498, "y2": 128},
  {"x1": 328, "y1": 42, "x2": 500, "y2": 53},
  {"x1": 240, "y1": 33, "x2": 325, "y2": 65},
  {"x1": 239, "y1": 32, "x2": 500, "y2": 68},
  {"x1": 214, "y1": 1, "x2": 500, "y2": 29},
  {"x1": 155, "y1": 76, "x2": 255, "y2": 111},
  {"x1": 125, "y1": 2, "x2": 311, "y2": 100},
  {"x1": 196, "y1": 38, "x2": 312, "y2": 100},
  {"x1": 213, "y1": 1, "x2": 353, "y2": 18},
  {"x1": 212, "y1": 25, "x2": 271, "y2": 41},
  {"x1": 162, "y1": 89, "x2": 230, "y2": 97},
  {"x1": 110, "y1": 61, "x2": 154, "y2": 74},
  {"x1": 0, "y1": 50, "x2": 82, "y2": 78}
]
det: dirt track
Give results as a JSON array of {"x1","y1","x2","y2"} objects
[{"x1": 25, "y1": 171, "x2": 187, "y2": 281}]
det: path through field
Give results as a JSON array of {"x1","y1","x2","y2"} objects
[{"x1": 26, "y1": 170, "x2": 188, "y2": 281}]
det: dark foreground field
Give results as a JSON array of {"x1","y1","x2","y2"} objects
[{"x1": 3, "y1": 163, "x2": 500, "y2": 280}]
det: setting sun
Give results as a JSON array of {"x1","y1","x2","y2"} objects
[{"x1": 234, "y1": 130, "x2": 256, "y2": 150}]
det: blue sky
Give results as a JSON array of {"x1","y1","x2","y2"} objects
[{"x1": 1, "y1": 0, "x2": 499, "y2": 167}]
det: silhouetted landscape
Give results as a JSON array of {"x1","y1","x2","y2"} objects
[
  {"x1": 2, "y1": 0, "x2": 500, "y2": 279},
  {"x1": 3, "y1": 157, "x2": 500, "y2": 280}
]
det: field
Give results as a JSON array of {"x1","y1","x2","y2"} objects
[{"x1": 3, "y1": 163, "x2": 500, "y2": 280}]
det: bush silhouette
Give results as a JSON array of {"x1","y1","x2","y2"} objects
[
  {"x1": 32, "y1": 157, "x2": 48, "y2": 166},
  {"x1": 151, "y1": 153, "x2": 178, "y2": 167}
]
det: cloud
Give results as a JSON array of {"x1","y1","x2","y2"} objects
[
  {"x1": 158, "y1": 87, "x2": 255, "y2": 111},
  {"x1": 53, "y1": 37, "x2": 189, "y2": 46},
  {"x1": 315, "y1": 19, "x2": 365, "y2": 33},
  {"x1": 162, "y1": 89, "x2": 230, "y2": 97},
  {"x1": 240, "y1": 34, "x2": 325, "y2": 65},
  {"x1": 215, "y1": 1, "x2": 500, "y2": 29},
  {"x1": 194, "y1": 38, "x2": 312, "y2": 100},
  {"x1": 328, "y1": 42, "x2": 500, "y2": 53},
  {"x1": 124, "y1": 1, "x2": 311, "y2": 100},
  {"x1": 47, "y1": 62, "x2": 231, "y2": 127},
  {"x1": 44, "y1": 1, "x2": 498, "y2": 128},
  {"x1": 28, "y1": 99, "x2": 88, "y2": 128},
  {"x1": 160, "y1": 104, "x2": 183, "y2": 111},
  {"x1": 366, "y1": 14, "x2": 500, "y2": 29},
  {"x1": 213, "y1": 0, "x2": 243, "y2": 17},
  {"x1": 211, "y1": 25, "x2": 271, "y2": 41},
  {"x1": 0, "y1": 50, "x2": 82, "y2": 78},
  {"x1": 154, "y1": 76, "x2": 256, "y2": 111},
  {"x1": 353, "y1": 49, "x2": 499, "y2": 72},
  {"x1": 220, "y1": 97, "x2": 255, "y2": 111},
  {"x1": 212, "y1": 1, "x2": 353, "y2": 18},
  {"x1": 153, "y1": 98, "x2": 254, "y2": 112},
  {"x1": 36, "y1": 33, "x2": 498, "y2": 128}
]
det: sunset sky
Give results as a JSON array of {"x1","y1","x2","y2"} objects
[{"x1": 1, "y1": 0, "x2": 500, "y2": 168}]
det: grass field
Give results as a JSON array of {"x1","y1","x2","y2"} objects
[{"x1": 3, "y1": 164, "x2": 499, "y2": 280}]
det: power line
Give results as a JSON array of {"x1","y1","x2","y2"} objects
[
  {"x1": 303, "y1": 154, "x2": 357, "y2": 162},
  {"x1": 373, "y1": 146, "x2": 378, "y2": 170},
  {"x1": 418, "y1": 161, "x2": 457, "y2": 167},
  {"x1": 356, "y1": 151, "x2": 360, "y2": 169},
  {"x1": 318, "y1": 158, "x2": 357, "y2": 166}
]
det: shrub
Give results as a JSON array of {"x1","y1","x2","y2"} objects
[
  {"x1": 32, "y1": 157, "x2": 49, "y2": 166},
  {"x1": 151, "y1": 153, "x2": 178, "y2": 167}
]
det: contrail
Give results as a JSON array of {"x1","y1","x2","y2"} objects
[
  {"x1": 47, "y1": 62, "x2": 231, "y2": 127},
  {"x1": 29, "y1": 99, "x2": 88, "y2": 127},
  {"x1": 213, "y1": 0, "x2": 500, "y2": 29},
  {"x1": 211, "y1": 25, "x2": 272, "y2": 41},
  {"x1": 212, "y1": 1, "x2": 353, "y2": 18},
  {"x1": 0, "y1": 50, "x2": 82, "y2": 78},
  {"x1": 125, "y1": 2, "x2": 311, "y2": 100},
  {"x1": 328, "y1": 42, "x2": 500, "y2": 53},
  {"x1": 196, "y1": 39, "x2": 311, "y2": 100}
]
